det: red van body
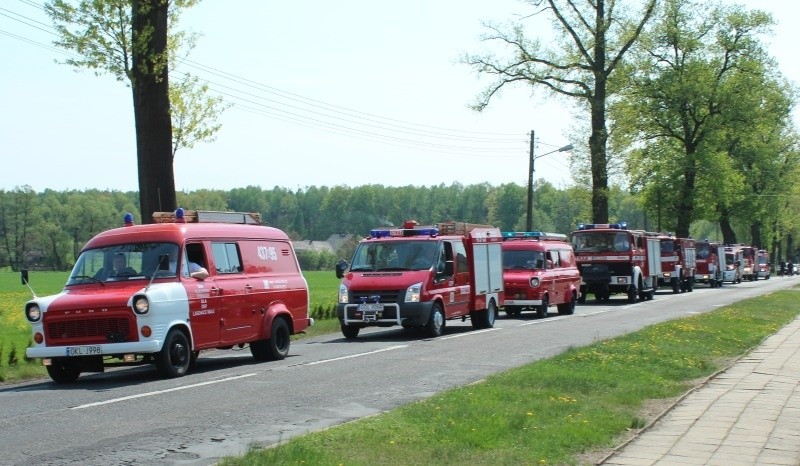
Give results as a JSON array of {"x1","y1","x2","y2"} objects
[
  {"x1": 24, "y1": 209, "x2": 312, "y2": 383},
  {"x1": 501, "y1": 231, "x2": 580, "y2": 318}
]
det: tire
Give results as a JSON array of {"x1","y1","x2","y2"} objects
[
  {"x1": 627, "y1": 285, "x2": 638, "y2": 303},
  {"x1": 687, "y1": 279, "x2": 694, "y2": 292},
  {"x1": 557, "y1": 293, "x2": 576, "y2": 315},
  {"x1": 577, "y1": 293, "x2": 586, "y2": 304},
  {"x1": 537, "y1": 295, "x2": 548, "y2": 319},
  {"x1": 189, "y1": 351, "x2": 200, "y2": 370},
  {"x1": 472, "y1": 300, "x2": 497, "y2": 329},
  {"x1": 504, "y1": 306, "x2": 521, "y2": 317},
  {"x1": 424, "y1": 302, "x2": 445, "y2": 338},
  {"x1": 250, "y1": 318, "x2": 290, "y2": 361},
  {"x1": 671, "y1": 278, "x2": 679, "y2": 294},
  {"x1": 156, "y1": 329, "x2": 191, "y2": 378},
  {"x1": 46, "y1": 358, "x2": 81, "y2": 383},
  {"x1": 341, "y1": 324, "x2": 360, "y2": 340}
]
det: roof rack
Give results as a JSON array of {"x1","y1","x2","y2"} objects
[
  {"x1": 436, "y1": 222, "x2": 494, "y2": 236},
  {"x1": 152, "y1": 209, "x2": 263, "y2": 225}
]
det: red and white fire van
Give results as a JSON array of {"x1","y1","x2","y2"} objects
[
  {"x1": 570, "y1": 222, "x2": 661, "y2": 303},
  {"x1": 500, "y1": 231, "x2": 580, "y2": 318},
  {"x1": 756, "y1": 249, "x2": 771, "y2": 279},
  {"x1": 694, "y1": 240, "x2": 725, "y2": 287},
  {"x1": 335, "y1": 220, "x2": 503, "y2": 339},
  {"x1": 722, "y1": 246, "x2": 744, "y2": 284},
  {"x1": 657, "y1": 235, "x2": 697, "y2": 293},
  {"x1": 24, "y1": 209, "x2": 312, "y2": 383}
]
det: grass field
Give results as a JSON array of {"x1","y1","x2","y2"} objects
[{"x1": 0, "y1": 269, "x2": 342, "y2": 383}]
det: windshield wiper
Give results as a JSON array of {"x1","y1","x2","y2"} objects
[{"x1": 70, "y1": 275, "x2": 103, "y2": 284}]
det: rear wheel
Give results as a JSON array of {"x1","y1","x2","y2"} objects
[
  {"x1": 251, "y1": 318, "x2": 290, "y2": 361},
  {"x1": 627, "y1": 285, "x2": 638, "y2": 303},
  {"x1": 425, "y1": 302, "x2": 445, "y2": 338},
  {"x1": 46, "y1": 358, "x2": 81, "y2": 383},
  {"x1": 671, "y1": 278, "x2": 680, "y2": 293},
  {"x1": 557, "y1": 294, "x2": 576, "y2": 315},
  {"x1": 472, "y1": 300, "x2": 497, "y2": 329},
  {"x1": 156, "y1": 329, "x2": 191, "y2": 378}
]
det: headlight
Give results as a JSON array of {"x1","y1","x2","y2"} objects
[
  {"x1": 529, "y1": 277, "x2": 540, "y2": 288},
  {"x1": 25, "y1": 304, "x2": 41, "y2": 322},
  {"x1": 133, "y1": 296, "x2": 149, "y2": 315},
  {"x1": 338, "y1": 284, "x2": 349, "y2": 303},
  {"x1": 405, "y1": 282, "x2": 422, "y2": 302}
]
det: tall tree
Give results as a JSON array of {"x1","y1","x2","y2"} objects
[
  {"x1": 463, "y1": 0, "x2": 656, "y2": 223},
  {"x1": 45, "y1": 0, "x2": 225, "y2": 222},
  {"x1": 612, "y1": 0, "x2": 781, "y2": 239}
]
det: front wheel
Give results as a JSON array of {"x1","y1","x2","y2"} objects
[
  {"x1": 627, "y1": 285, "x2": 638, "y2": 303},
  {"x1": 341, "y1": 324, "x2": 360, "y2": 340},
  {"x1": 250, "y1": 318, "x2": 290, "y2": 360},
  {"x1": 46, "y1": 358, "x2": 81, "y2": 383},
  {"x1": 156, "y1": 329, "x2": 191, "y2": 378},
  {"x1": 537, "y1": 295, "x2": 549, "y2": 319},
  {"x1": 425, "y1": 303, "x2": 445, "y2": 338},
  {"x1": 471, "y1": 300, "x2": 497, "y2": 329}
]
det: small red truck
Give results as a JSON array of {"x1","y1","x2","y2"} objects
[
  {"x1": 501, "y1": 231, "x2": 581, "y2": 318},
  {"x1": 570, "y1": 222, "x2": 662, "y2": 303},
  {"x1": 657, "y1": 235, "x2": 697, "y2": 293},
  {"x1": 335, "y1": 220, "x2": 503, "y2": 339},
  {"x1": 756, "y1": 249, "x2": 771, "y2": 279},
  {"x1": 694, "y1": 240, "x2": 725, "y2": 287}
]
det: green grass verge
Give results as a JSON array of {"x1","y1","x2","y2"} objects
[
  {"x1": 218, "y1": 290, "x2": 800, "y2": 466},
  {"x1": 0, "y1": 270, "x2": 342, "y2": 383}
]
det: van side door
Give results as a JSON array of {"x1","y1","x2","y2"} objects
[
  {"x1": 211, "y1": 241, "x2": 259, "y2": 345},
  {"x1": 182, "y1": 242, "x2": 222, "y2": 349}
]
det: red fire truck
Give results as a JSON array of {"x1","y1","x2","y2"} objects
[
  {"x1": 739, "y1": 245, "x2": 757, "y2": 281},
  {"x1": 500, "y1": 231, "x2": 581, "y2": 318},
  {"x1": 24, "y1": 209, "x2": 312, "y2": 383},
  {"x1": 335, "y1": 220, "x2": 503, "y2": 339},
  {"x1": 570, "y1": 222, "x2": 661, "y2": 303},
  {"x1": 694, "y1": 240, "x2": 725, "y2": 287},
  {"x1": 657, "y1": 235, "x2": 697, "y2": 293},
  {"x1": 756, "y1": 249, "x2": 771, "y2": 279}
]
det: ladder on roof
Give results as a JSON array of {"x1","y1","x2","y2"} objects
[{"x1": 152, "y1": 210, "x2": 263, "y2": 225}]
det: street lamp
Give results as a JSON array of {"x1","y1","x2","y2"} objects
[{"x1": 526, "y1": 132, "x2": 574, "y2": 231}]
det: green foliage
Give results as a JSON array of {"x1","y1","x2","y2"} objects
[{"x1": 220, "y1": 291, "x2": 800, "y2": 466}]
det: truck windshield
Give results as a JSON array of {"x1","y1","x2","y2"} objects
[
  {"x1": 502, "y1": 250, "x2": 545, "y2": 269},
  {"x1": 350, "y1": 240, "x2": 439, "y2": 271},
  {"x1": 696, "y1": 243, "x2": 710, "y2": 259},
  {"x1": 68, "y1": 243, "x2": 180, "y2": 284},
  {"x1": 572, "y1": 232, "x2": 630, "y2": 253}
]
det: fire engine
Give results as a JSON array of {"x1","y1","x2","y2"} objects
[
  {"x1": 656, "y1": 235, "x2": 697, "y2": 293},
  {"x1": 738, "y1": 245, "x2": 757, "y2": 281},
  {"x1": 500, "y1": 231, "x2": 581, "y2": 318},
  {"x1": 756, "y1": 249, "x2": 771, "y2": 279},
  {"x1": 335, "y1": 220, "x2": 503, "y2": 339},
  {"x1": 694, "y1": 240, "x2": 725, "y2": 287},
  {"x1": 24, "y1": 209, "x2": 312, "y2": 383},
  {"x1": 570, "y1": 222, "x2": 661, "y2": 303}
]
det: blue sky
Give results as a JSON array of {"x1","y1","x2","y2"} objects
[{"x1": 1, "y1": 0, "x2": 797, "y2": 193}]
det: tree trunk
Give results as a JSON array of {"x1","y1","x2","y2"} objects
[
  {"x1": 131, "y1": 0, "x2": 176, "y2": 224},
  {"x1": 589, "y1": 85, "x2": 609, "y2": 224},
  {"x1": 674, "y1": 152, "x2": 697, "y2": 238},
  {"x1": 718, "y1": 214, "x2": 737, "y2": 245},
  {"x1": 750, "y1": 222, "x2": 762, "y2": 249}
]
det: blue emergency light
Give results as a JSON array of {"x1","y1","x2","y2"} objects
[
  {"x1": 576, "y1": 221, "x2": 628, "y2": 230},
  {"x1": 502, "y1": 231, "x2": 544, "y2": 238},
  {"x1": 370, "y1": 227, "x2": 439, "y2": 238}
]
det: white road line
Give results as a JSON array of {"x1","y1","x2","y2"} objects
[
  {"x1": 303, "y1": 345, "x2": 408, "y2": 366},
  {"x1": 71, "y1": 373, "x2": 258, "y2": 410},
  {"x1": 439, "y1": 328, "x2": 498, "y2": 340}
]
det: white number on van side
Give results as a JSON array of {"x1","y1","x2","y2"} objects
[{"x1": 257, "y1": 246, "x2": 278, "y2": 261}]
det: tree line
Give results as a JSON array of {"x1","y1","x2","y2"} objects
[{"x1": 2, "y1": 181, "x2": 795, "y2": 272}]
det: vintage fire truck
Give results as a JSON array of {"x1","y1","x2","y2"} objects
[
  {"x1": 694, "y1": 240, "x2": 725, "y2": 287},
  {"x1": 500, "y1": 231, "x2": 581, "y2": 318},
  {"x1": 756, "y1": 249, "x2": 771, "y2": 279},
  {"x1": 24, "y1": 209, "x2": 312, "y2": 383},
  {"x1": 335, "y1": 220, "x2": 503, "y2": 339},
  {"x1": 570, "y1": 222, "x2": 661, "y2": 303},
  {"x1": 657, "y1": 235, "x2": 697, "y2": 293}
]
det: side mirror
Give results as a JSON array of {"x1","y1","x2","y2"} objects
[
  {"x1": 546, "y1": 260, "x2": 553, "y2": 270},
  {"x1": 21, "y1": 269, "x2": 29, "y2": 285},
  {"x1": 335, "y1": 260, "x2": 348, "y2": 279}
]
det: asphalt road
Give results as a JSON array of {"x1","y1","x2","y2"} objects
[{"x1": 1, "y1": 275, "x2": 795, "y2": 466}]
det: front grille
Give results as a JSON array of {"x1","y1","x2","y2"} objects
[
  {"x1": 350, "y1": 289, "x2": 402, "y2": 304},
  {"x1": 46, "y1": 317, "x2": 133, "y2": 344},
  {"x1": 580, "y1": 262, "x2": 634, "y2": 281}
]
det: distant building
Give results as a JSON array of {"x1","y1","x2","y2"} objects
[{"x1": 292, "y1": 234, "x2": 354, "y2": 255}]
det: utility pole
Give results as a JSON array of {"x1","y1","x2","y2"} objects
[{"x1": 526, "y1": 130, "x2": 535, "y2": 231}]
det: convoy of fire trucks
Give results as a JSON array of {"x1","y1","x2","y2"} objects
[{"x1": 21, "y1": 211, "x2": 785, "y2": 383}]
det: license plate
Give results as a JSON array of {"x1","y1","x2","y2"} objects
[
  {"x1": 65, "y1": 345, "x2": 102, "y2": 357},
  {"x1": 357, "y1": 303, "x2": 383, "y2": 312}
]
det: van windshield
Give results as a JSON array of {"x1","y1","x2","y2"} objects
[
  {"x1": 350, "y1": 240, "x2": 439, "y2": 271},
  {"x1": 503, "y1": 250, "x2": 545, "y2": 270},
  {"x1": 68, "y1": 243, "x2": 180, "y2": 284}
]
